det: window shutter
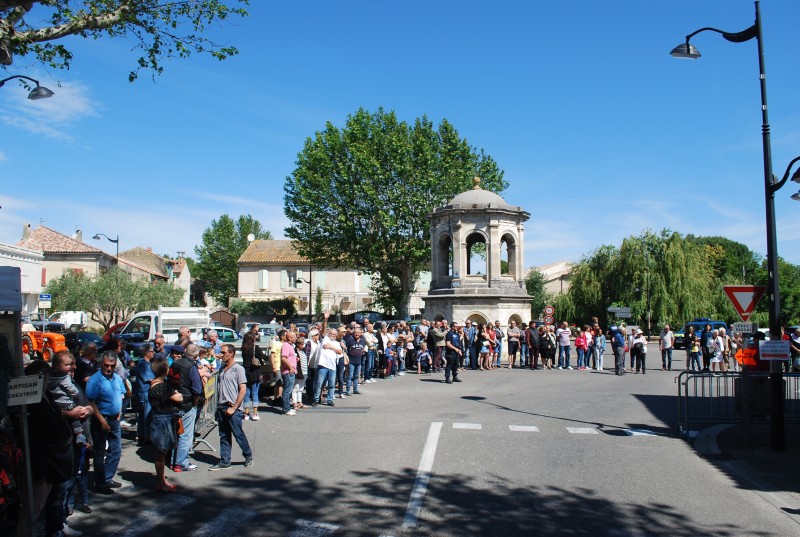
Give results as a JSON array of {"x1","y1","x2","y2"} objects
[
  {"x1": 258, "y1": 269, "x2": 268, "y2": 290},
  {"x1": 316, "y1": 270, "x2": 327, "y2": 289},
  {"x1": 296, "y1": 268, "x2": 304, "y2": 287},
  {"x1": 280, "y1": 269, "x2": 288, "y2": 289}
]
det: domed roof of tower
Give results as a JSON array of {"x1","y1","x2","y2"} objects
[{"x1": 447, "y1": 177, "x2": 509, "y2": 207}]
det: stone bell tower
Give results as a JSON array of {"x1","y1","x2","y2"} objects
[{"x1": 423, "y1": 177, "x2": 533, "y2": 326}]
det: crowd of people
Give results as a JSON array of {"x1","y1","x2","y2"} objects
[{"x1": 15, "y1": 312, "x2": 799, "y2": 537}]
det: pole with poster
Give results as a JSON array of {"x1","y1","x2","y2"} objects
[{"x1": 0, "y1": 267, "x2": 35, "y2": 534}]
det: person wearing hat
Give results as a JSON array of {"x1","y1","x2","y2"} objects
[{"x1": 631, "y1": 329, "x2": 648, "y2": 374}]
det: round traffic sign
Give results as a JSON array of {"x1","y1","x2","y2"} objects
[
  {"x1": 544, "y1": 315, "x2": 554, "y2": 324},
  {"x1": 544, "y1": 305, "x2": 554, "y2": 315}
]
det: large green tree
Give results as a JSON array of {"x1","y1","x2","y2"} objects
[
  {"x1": 194, "y1": 214, "x2": 271, "y2": 306},
  {"x1": 46, "y1": 268, "x2": 183, "y2": 330},
  {"x1": 284, "y1": 107, "x2": 507, "y2": 318},
  {"x1": 1, "y1": 1, "x2": 249, "y2": 80},
  {"x1": 524, "y1": 268, "x2": 548, "y2": 320}
]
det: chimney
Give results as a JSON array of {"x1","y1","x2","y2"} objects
[
  {"x1": 22, "y1": 223, "x2": 31, "y2": 240},
  {"x1": 147, "y1": 247, "x2": 152, "y2": 252},
  {"x1": 73, "y1": 230, "x2": 83, "y2": 242}
]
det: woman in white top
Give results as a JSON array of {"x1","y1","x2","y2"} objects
[{"x1": 710, "y1": 329, "x2": 724, "y2": 372}]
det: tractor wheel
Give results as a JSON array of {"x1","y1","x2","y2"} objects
[
  {"x1": 22, "y1": 334, "x2": 34, "y2": 359},
  {"x1": 42, "y1": 346, "x2": 54, "y2": 362}
]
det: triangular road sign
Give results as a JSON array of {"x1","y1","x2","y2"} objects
[{"x1": 723, "y1": 285, "x2": 767, "y2": 322}]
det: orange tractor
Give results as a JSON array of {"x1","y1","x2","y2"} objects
[{"x1": 22, "y1": 329, "x2": 68, "y2": 361}]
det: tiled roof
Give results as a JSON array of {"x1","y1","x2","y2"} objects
[
  {"x1": 118, "y1": 247, "x2": 169, "y2": 278},
  {"x1": 16, "y1": 226, "x2": 103, "y2": 254},
  {"x1": 239, "y1": 240, "x2": 308, "y2": 265}
]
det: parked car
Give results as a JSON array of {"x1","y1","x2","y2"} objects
[
  {"x1": 32, "y1": 320, "x2": 66, "y2": 333},
  {"x1": 64, "y1": 331, "x2": 105, "y2": 355},
  {"x1": 354, "y1": 311, "x2": 383, "y2": 326},
  {"x1": 674, "y1": 318, "x2": 727, "y2": 349},
  {"x1": 211, "y1": 326, "x2": 240, "y2": 342},
  {"x1": 103, "y1": 321, "x2": 128, "y2": 342}
]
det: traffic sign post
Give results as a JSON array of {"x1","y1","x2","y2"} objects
[
  {"x1": 544, "y1": 315, "x2": 554, "y2": 325},
  {"x1": 732, "y1": 322, "x2": 755, "y2": 334},
  {"x1": 38, "y1": 293, "x2": 51, "y2": 310},
  {"x1": 759, "y1": 340, "x2": 790, "y2": 361},
  {"x1": 544, "y1": 305, "x2": 554, "y2": 316},
  {"x1": 723, "y1": 285, "x2": 766, "y2": 322}
]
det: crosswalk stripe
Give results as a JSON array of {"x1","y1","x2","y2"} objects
[
  {"x1": 110, "y1": 494, "x2": 195, "y2": 537},
  {"x1": 566, "y1": 427, "x2": 599, "y2": 434},
  {"x1": 191, "y1": 507, "x2": 257, "y2": 537},
  {"x1": 288, "y1": 519, "x2": 340, "y2": 537},
  {"x1": 509, "y1": 425, "x2": 540, "y2": 432},
  {"x1": 452, "y1": 422, "x2": 482, "y2": 429}
]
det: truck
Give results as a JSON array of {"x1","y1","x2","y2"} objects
[
  {"x1": 48, "y1": 310, "x2": 89, "y2": 330},
  {"x1": 118, "y1": 306, "x2": 212, "y2": 354}
]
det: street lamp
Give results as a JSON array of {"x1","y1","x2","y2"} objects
[
  {"x1": 672, "y1": 0, "x2": 792, "y2": 451},
  {"x1": 0, "y1": 75, "x2": 54, "y2": 100},
  {"x1": 295, "y1": 267, "x2": 313, "y2": 323},
  {"x1": 92, "y1": 233, "x2": 119, "y2": 264}
]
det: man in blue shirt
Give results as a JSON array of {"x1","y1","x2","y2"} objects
[
  {"x1": 464, "y1": 321, "x2": 478, "y2": 370},
  {"x1": 134, "y1": 343, "x2": 156, "y2": 445},
  {"x1": 444, "y1": 321, "x2": 463, "y2": 384},
  {"x1": 86, "y1": 351, "x2": 129, "y2": 494}
]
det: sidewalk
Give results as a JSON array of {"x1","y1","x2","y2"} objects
[{"x1": 713, "y1": 423, "x2": 800, "y2": 496}]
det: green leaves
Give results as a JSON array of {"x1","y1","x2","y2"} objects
[
  {"x1": 193, "y1": 214, "x2": 271, "y2": 306},
  {"x1": 284, "y1": 107, "x2": 506, "y2": 317},
  {"x1": 1, "y1": 1, "x2": 249, "y2": 79}
]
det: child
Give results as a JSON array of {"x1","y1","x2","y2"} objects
[{"x1": 416, "y1": 342, "x2": 432, "y2": 374}]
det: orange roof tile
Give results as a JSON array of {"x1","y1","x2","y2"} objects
[
  {"x1": 238, "y1": 240, "x2": 308, "y2": 265},
  {"x1": 17, "y1": 226, "x2": 102, "y2": 254}
]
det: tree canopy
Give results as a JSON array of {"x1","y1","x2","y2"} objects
[
  {"x1": 284, "y1": 107, "x2": 507, "y2": 318},
  {"x1": 553, "y1": 230, "x2": 800, "y2": 330},
  {"x1": 46, "y1": 267, "x2": 183, "y2": 330},
  {"x1": 193, "y1": 214, "x2": 271, "y2": 306},
  {"x1": 0, "y1": 1, "x2": 249, "y2": 81}
]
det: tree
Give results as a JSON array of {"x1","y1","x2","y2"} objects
[
  {"x1": 1, "y1": 1, "x2": 249, "y2": 81},
  {"x1": 314, "y1": 286, "x2": 324, "y2": 317},
  {"x1": 46, "y1": 268, "x2": 183, "y2": 330},
  {"x1": 524, "y1": 268, "x2": 548, "y2": 320},
  {"x1": 193, "y1": 214, "x2": 271, "y2": 306},
  {"x1": 284, "y1": 107, "x2": 507, "y2": 319}
]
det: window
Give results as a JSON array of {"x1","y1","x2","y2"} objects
[
  {"x1": 257, "y1": 269, "x2": 268, "y2": 290},
  {"x1": 281, "y1": 268, "x2": 303, "y2": 289}
]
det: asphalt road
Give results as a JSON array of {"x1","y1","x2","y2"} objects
[{"x1": 66, "y1": 344, "x2": 799, "y2": 536}]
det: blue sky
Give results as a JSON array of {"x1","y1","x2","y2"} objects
[{"x1": 2, "y1": 0, "x2": 799, "y2": 269}]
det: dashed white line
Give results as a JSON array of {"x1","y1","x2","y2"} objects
[
  {"x1": 509, "y1": 425, "x2": 540, "y2": 432},
  {"x1": 452, "y1": 422, "x2": 482, "y2": 430},
  {"x1": 288, "y1": 519, "x2": 340, "y2": 537},
  {"x1": 111, "y1": 494, "x2": 195, "y2": 537},
  {"x1": 402, "y1": 421, "x2": 443, "y2": 529},
  {"x1": 191, "y1": 507, "x2": 257, "y2": 537},
  {"x1": 566, "y1": 427, "x2": 599, "y2": 434}
]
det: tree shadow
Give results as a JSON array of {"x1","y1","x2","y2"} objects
[{"x1": 74, "y1": 467, "x2": 773, "y2": 537}]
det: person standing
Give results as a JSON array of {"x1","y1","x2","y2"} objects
[
  {"x1": 133, "y1": 343, "x2": 156, "y2": 444},
  {"x1": 314, "y1": 328, "x2": 342, "y2": 407},
  {"x1": 147, "y1": 358, "x2": 181, "y2": 492},
  {"x1": 506, "y1": 320, "x2": 521, "y2": 368},
  {"x1": 556, "y1": 322, "x2": 572, "y2": 370},
  {"x1": 593, "y1": 327, "x2": 606, "y2": 371},
  {"x1": 280, "y1": 331, "x2": 298, "y2": 415},
  {"x1": 167, "y1": 344, "x2": 203, "y2": 472},
  {"x1": 632, "y1": 329, "x2": 648, "y2": 374},
  {"x1": 305, "y1": 329, "x2": 321, "y2": 401},
  {"x1": 700, "y1": 323, "x2": 713, "y2": 372},
  {"x1": 464, "y1": 321, "x2": 478, "y2": 370},
  {"x1": 209, "y1": 345, "x2": 253, "y2": 471},
  {"x1": 86, "y1": 351, "x2": 129, "y2": 494},
  {"x1": 611, "y1": 326, "x2": 626, "y2": 376},
  {"x1": 362, "y1": 321, "x2": 378, "y2": 383},
  {"x1": 710, "y1": 329, "x2": 725, "y2": 372},
  {"x1": 240, "y1": 324, "x2": 267, "y2": 421},
  {"x1": 493, "y1": 321, "x2": 505, "y2": 368},
  {"x1": 659, "y1": 324, "x2": 674, "y2": 371},
  {"x1": 431, "y1": 320, "x2": 448, "y2": 373},
  {"x1": 343, "y1": 326, "x2": 366, "y2": 395},
  {"x1": 444, "y1": 321, "x2": 463, "y2": 384}
]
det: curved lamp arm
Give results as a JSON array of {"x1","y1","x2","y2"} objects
[
  {"x1": 0, "y1": 74, "x2": 55, "y2": 99},
  {"x1": 770, "y1": 156, "x2": 800, "y2": 194}
]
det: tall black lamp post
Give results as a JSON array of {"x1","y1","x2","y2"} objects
[
  {"x1": 671, "y1": 0, "x2": 798, "y2": 451},
  {"x1": 0, "y1": 75, "x2": 55, "y2": 99},
  {"x1": 93, "y1": 233, "x2": 119, "y2": 264},
  {"x1": 296, "y1": 266, "x2": 313, "y2": 323}
]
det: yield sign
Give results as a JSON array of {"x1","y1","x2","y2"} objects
[{"x1": 723, "y1": 285, "x2": 767, "y2": 322}]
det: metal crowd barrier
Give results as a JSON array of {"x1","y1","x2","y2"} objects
[
  {"x1": 194, "y1": 370, "x2": 220, "y2": 451},
  {"x1": 677, "y1": 370, "x2": 800, "y2": 437}
]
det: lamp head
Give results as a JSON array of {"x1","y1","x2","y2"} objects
[
  {"x1": 670, "y1": 42, "x2": 701, "y2": 59},
  {"x1": 92, "y1": 234, "x2": 100, "y2": 240},
  {"x1": 792, "y1": 191, "x2": 800, "y2": 202},
  {"x1": 28, "y1": 85, "x2": 54, "y2": 100},
  {"x1": 791, "y1": 168, "x2": 800, "y2": 184}
]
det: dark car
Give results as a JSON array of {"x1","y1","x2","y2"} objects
[
  {"x1": 32, "y1": 320, "x2": 66, "y2": 333},
  {"x1": 64, "y1": 331, "x2": 104, "y2": 355}
]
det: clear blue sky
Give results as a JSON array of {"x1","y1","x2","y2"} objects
[{"x1": 2, "y1": 0, "x2": 799, "y2": 269}]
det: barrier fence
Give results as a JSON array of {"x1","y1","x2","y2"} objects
[
  {"x1": 194, "y1": 370, "x2": 220, "y2": 451},
  {"x1": 677, "y1": 370, "x2": 800, "y2": 437}
]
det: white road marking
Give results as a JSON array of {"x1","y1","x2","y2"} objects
[
  {"x1": 566, "y1": 427, "x2": 599, "y2": 434},
  {"x1": 402, "y1": 421, "x2": 443, "y2": 529},
  {"x1": 509, "y1": 425, "x2": 540, "y2": 432},
  {"x1": 288, "y1": 519, "x2": 340, "y2": 537},
  {"x1": 452, "y1": 422, "x2": 482, "y2": 430},
  {"x1": 191, "y1": 507, "x2": 257, "y2": 537},
  {"x1": 624, "y1": 429, "x2": 658, "y2": 436},
  {"x1": 111, "y1": 494, "x2": 195, "y2": 537}
]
